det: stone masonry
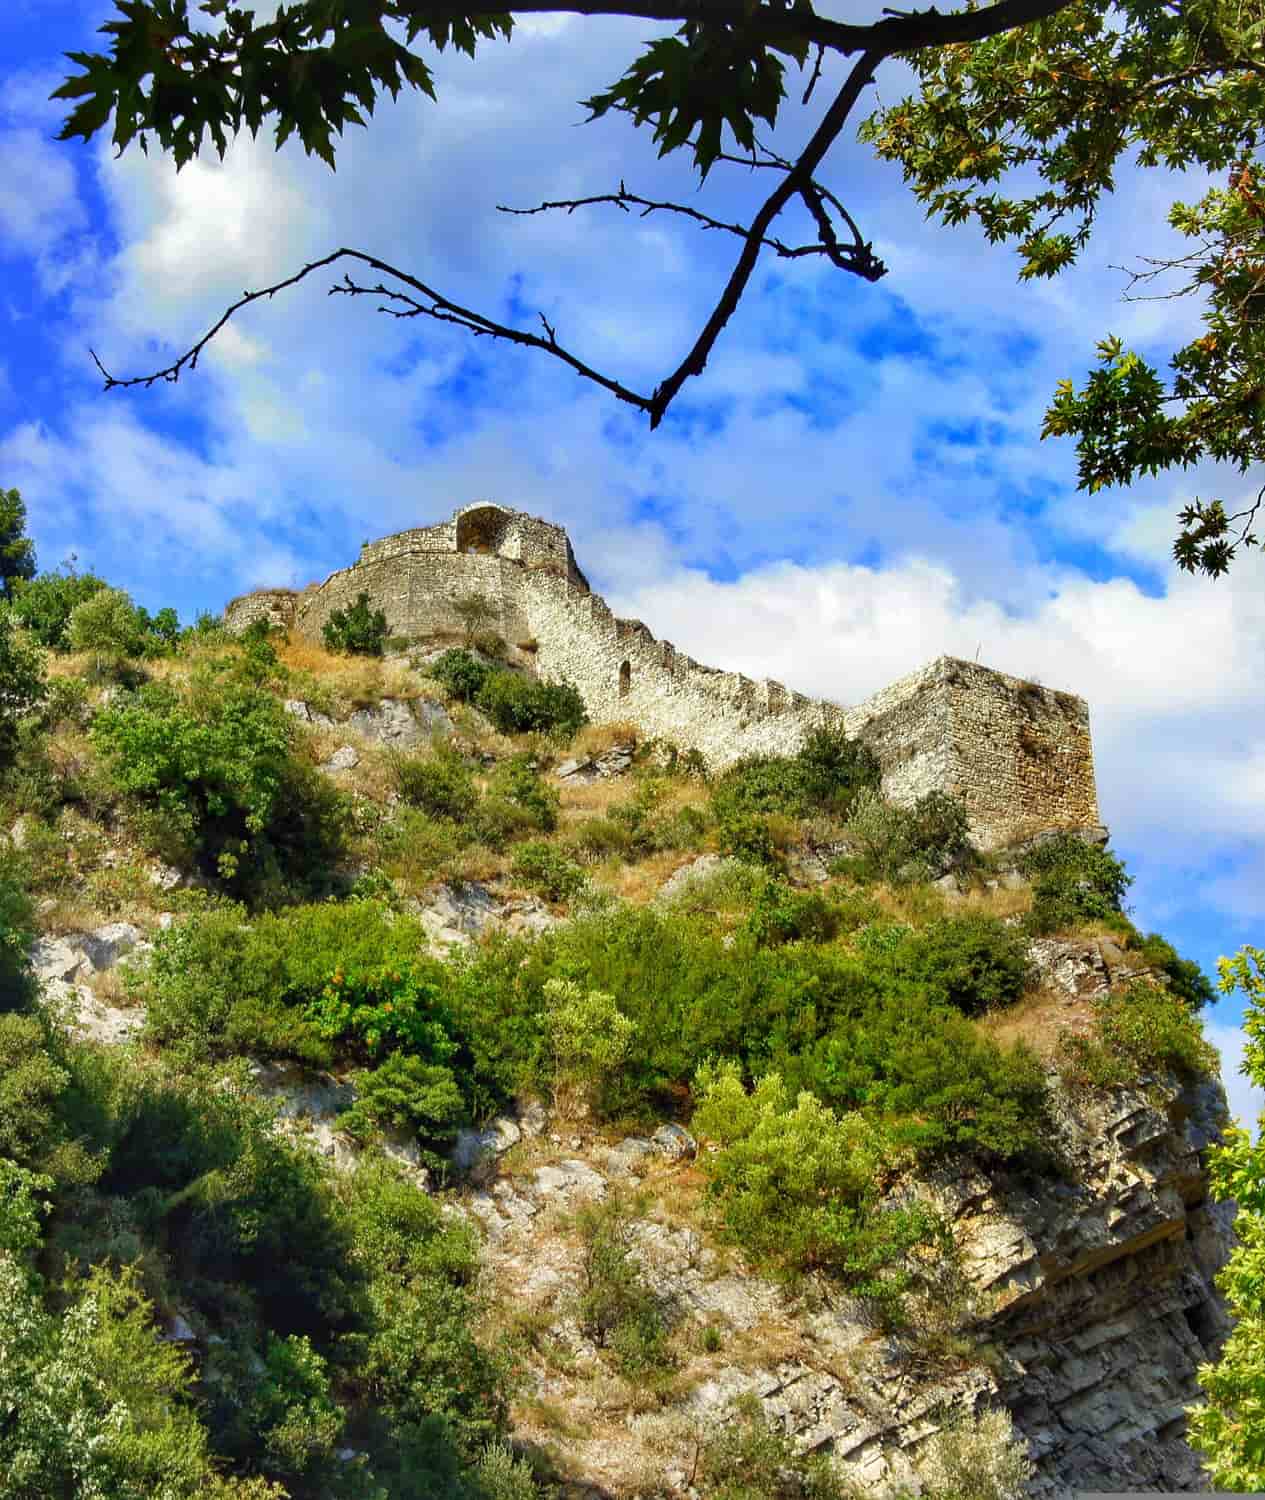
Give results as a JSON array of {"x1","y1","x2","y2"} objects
[{"x1": 224, "y1": 501, "x2": 1101, "y2": 849}]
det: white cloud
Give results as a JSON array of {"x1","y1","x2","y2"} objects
[{"x1": 1204, "y1": 1020, "x2": 1265, "y2": 1143}]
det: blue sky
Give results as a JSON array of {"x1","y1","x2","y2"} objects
[{"x1": 2, "y1": 0, "x2": 1263, "y2": 1138}]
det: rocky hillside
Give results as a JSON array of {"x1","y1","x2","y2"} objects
[{"x1": 0, "y1": 617, "x2": 1241, "y2": 1500}]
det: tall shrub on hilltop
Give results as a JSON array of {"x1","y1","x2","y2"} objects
[
  {"x1": 0, "y1": 613, "x2": 46, "y2": 766},
  {"x1": 10, "y1": 564, "x2": 108, "y2": 651},
  {"x1": 322, "y1": 591, "x2": 387, "y2": 656},
  {"x1": 0, "y1": 487, "x2": 36, "y2": 601}
]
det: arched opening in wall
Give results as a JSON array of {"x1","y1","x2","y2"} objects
[
  {"x1": 618, "y1": 660, "x2": 632, "y2": 698},
  {"x1": 456, "y1": 505, "x2": 513, "y2": 557}
]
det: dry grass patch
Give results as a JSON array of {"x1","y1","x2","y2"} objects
[
  {"x1": 587, "y1": 850, "x2": 688, "y2": 906},
  {"x1": 970, "y1": 984, "x2": 1094, "y2": 1060},
  {"x1": 570, "y1": 721, "x2": 640, "y2": 758}
]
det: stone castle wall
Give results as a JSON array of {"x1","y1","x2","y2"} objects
[{"x1": 223, "y1": 503, "x2": 1100, "y2": 849}]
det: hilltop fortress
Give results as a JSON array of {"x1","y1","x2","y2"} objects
[{"x1": 225, "y1": 501, "x2": 1101, "y2": 850}]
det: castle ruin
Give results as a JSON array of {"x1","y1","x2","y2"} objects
[{"x1": 225, "y1": 501, "x2": 1101, "y2": 850}]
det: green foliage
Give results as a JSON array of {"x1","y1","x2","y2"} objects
[
  {"x1": 306, "y1": 965, "x2": 459, "y2": 1062},
  {"x1": 475, "y1": 670, "x2": 588, "y2": 738},
  {"x1": 0, "y1": 1258, "x2": 266, "y2": 1500},
  {"x1": 10, "y1": 565, "x2": 108, "y2": 650},
  {"x1": 858, "y1": 2, "x2": 1265, "y2": 576},
  {"x1": 322, "y1": 590, "x2": 388, "y2": 656},
  {"x1": 393, "y1": 745, "x2": 478, "y2": 820},
  {"x1": 902, "y1": 1403, "x2": 1037, "y2": 1500},
  {"x1": 1018, "y1": 832, "x2": 1132, "y2": 934},
  {"x1": 1185, "y1": 945, "x2": 1265, "y2": 1491},
  {"x1": 1129, "y1": 930, "x2": 1217, "y2": 1010},
  {"x1": 510, "y1": 840, "x2": 588, "y2": 902},
  {"x1": 452, "y1": 591, "x2": 498, "y2": 647},
  {"x1": 430, "y1": 649, "x2": 491, "y2": 704},
  {"x1": 67, "y1": 584, "x2": 149, "y2": 677},
  {"x1": 789, "y1": 988, "x2": 1055, "y2": 1167},
  {"x1": 0, "y1": 486, "x2": 36, "y2": 601},
  {"x1": 894, "y1": 912, "x2": 1034, "y2": 1017},
  {"x1": 53, "y1": 0, "x2": 515, "y2": 171},
  {"x1": 0, "y1": 614, "x2": 45, "y2": 765},
  {"x1": 90, "y1": 670, "x2": 346, "y2": 898},
  {"x1": 744, "y1": 878, "x2": 839, "y2": 948},
  {"x1": 844, "y1": 787, "x2": 972, "y2": 882},
  {"x1": 486, "y1": 754, "x2": 559, "y2": 831},
  {"x1": 710, "y1": 730, "x2": 880, "y2": 834},
  {"x1": 691, "y1": 1064, "x2": 948, "y2": 1318},
  {"x1": 132, "y1": 899, "x2": 435, "y2": 1064},
  {"x1": 572, "y1": 1195, "x2": 672, "y2": 1377},
  {"x1": 241, "y1": 1332, "x2": 344, "y2": 1480},
  {"x1": 544, "y1": 976, "x2": 634, "y2": 1117},
  {"x1": 0, "y1": 1013, "x2": 71, "y2": 1171},
  {"x1": 697, "y1": 1392, "x2": 849, "y2": 1500},
  {"x1": 338, "y1": 1055, "x2": 467, "y2": 1169},
  {"x1": 1055, "y1": 981, "x2": 1221, "y2": 1093}
]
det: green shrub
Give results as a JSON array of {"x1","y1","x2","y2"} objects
[
  {"x1": 709, "y1": 730, "x2": 879, "y2": 833},
  {"x1": 789, "y1": 991, "x2": 1055, "y2": 1168},
  {"x1": 453, "y1": 591, "x2": 498, "y2": 647},
  {"x1": 895, "y1": 912, "x2": 1034, "y2": 1016},
  {"x1": 0, "y1": 850, "x2": 35, "y2": 1012},
  {"x1": 572, "y1": 1196, "x2": 672, "y2": 1377},
  {"x1": 0, "y1": 1259, "x2": 265, "y2": 1500},
  {"x1": 322, "y1": 591, "x2": 388, "y2": 656},
  {"x1": 0, "y1": 1013, "x2": 70, "y2": 1169},
  {"x1": 67, "y1": 585, "x2": 150, "y2": 677},
  {"x1": 744, "y1": 879, "x2": 839, "y2": 947},
  {"x1": 511, "y1": 841, "x2": 587, "y2": 903},
  {"x1": 715, "y1": 808, "x2": 780, "y2": 865},
  {"x1": 240, "y1": 1332, "x2": 344, "y2": 1481},
  {"x1": 544, "y1": 976, "x2": 634, "y2": 1118},
  {"x1": 1018, "y1": 832, "x2": 1132, "y2": 934},
  {"x1": 569, "y1": 815, "x2": 635, "y2": 861},
  {"x1": 430, "y1": 649, "x2": 492, "y2": 704},
  {"x1": 691, "y1": 1064, "x2": 948, "y2": 1319},
  {"x1": 10, "y1": 567, "x2": 107, "y2": 651},
  {"x1": 393, "y1": 746, "x2": 478, "y2": 820},
  {"x1": 475, "y1": 670, "x2": 588, "y2": 738},
  {"x1": 1128, "y1": 930, "x2": 1217, "y2": 1009},
  {"x1": 844, "y1": 787, "x2": 972, "y2": 882},
  {"x1": 337, "y1": 1055, "x2": 467, "y2": 1168},
  {"x1": 132, "y1": 900, "x2": 437, "y2": 1066},
  {"x1": 0, "y1": 611, "x2": 46, "y2": 761},
  {"x1": 796, "y1": 725, "x2": 882, "y2": 812},
  {"x1": 91, "y1": 673, "x2": 346, "y2": 899},
  {"x1": 698, "y1": 1392, "x2": 849, "y2": 1500},
  {"x1": 306, "y1": 966, "x2": 459, "y2": 1063},
  {"x1": 1055, "y1": 981, "x2": 1221, "y2": 1092},
  {"x1": 487, "y1": 753, "x2": 558, "y2": 832}
]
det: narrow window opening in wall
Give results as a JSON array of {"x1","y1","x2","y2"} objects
[{"x1": 619, "y1": 660, "x2": 632, "y2": 698}]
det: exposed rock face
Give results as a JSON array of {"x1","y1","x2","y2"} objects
[
  {"x1": 410, "y1": 880, "x2": 559, "y2": 949},
  {"x1": 33, "y1": 924, "x2": 151, "y2": 1045},
  {"x1": 459, "y1": 1063, "x2": 1237, "y2": 1500}
]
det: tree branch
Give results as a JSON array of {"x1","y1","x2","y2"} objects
[
  {"x1": 89, "y1": 248, "x2": 658, "y2": 416},
  {"x1": 648, "y1": 44, "x2": 886, "y2": 424},
  {"x1": 383, "y1": 0, "x2": 1078, "y2": 59},
  {"x1": 497, "y1": 183, "x2": 883, "y2": 274},
  {"x1": 87, "y1": 0, "x2": 1077, "y2": 425}
]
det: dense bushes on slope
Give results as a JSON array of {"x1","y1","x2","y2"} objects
[
  {"x1": 91, "y1": 668, "x2": 348, "y2": 900},
  {"x1": 429, "y1": 648, "x2": 587, "y2": 738}
]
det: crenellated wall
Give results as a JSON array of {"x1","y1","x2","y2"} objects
[{"x1": 223, "y1": 502, "x2": 1100, "y2": 849}]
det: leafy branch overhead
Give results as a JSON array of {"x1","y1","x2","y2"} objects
[{"x1": 54, "y1": 0, "x2": 1265, "y2": 573}]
